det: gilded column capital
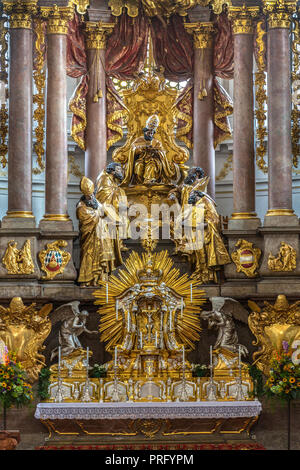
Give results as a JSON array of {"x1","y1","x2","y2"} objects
[
  {"x1": 184, "y1": 22, "x2": 215, "y2": 49},
  {"x1": 3, "y1": 1, "x2": 38, "y2": 29},
  {"x1": 228, "y1": 5, "x2": 260, "y2": 35},
  {"x1": 41, "y1": 4, "x2": 74, "y2": 35},
  {"x1": 262, "y1": 0, "x2": 297, "y2": 29},
  {"x1": 85, "y1": 21, "x2": 115, "y2": 50}
]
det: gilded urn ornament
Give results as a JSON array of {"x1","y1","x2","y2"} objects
[
  {"x1": 248, "y1": 295, "x2": 300, "y2": 376},
  {"x1": 0, "y1": 297, "x2": 52, "y2": 382},
  {"x1": 39, "y1": 240, "x2": 71, "y2": 280},
  {"x1": 231, "y1": 239, "x2": 261, "y2": 278},
  {"x1": 2, "y1": 239, "x2": 34, "y2": 275}
]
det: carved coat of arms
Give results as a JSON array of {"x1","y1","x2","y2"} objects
[
  {"x1": 39, "y1": 240, "x2": 71, "y2": 280},
  {"x1": 231, "y1": 239, "x2": 261, "y2": 278}
]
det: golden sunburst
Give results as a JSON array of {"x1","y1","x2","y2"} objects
[{"x1": 93, "y1": 250, "x2": 206, "y2": 352}]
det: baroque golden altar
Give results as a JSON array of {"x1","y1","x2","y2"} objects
[{"x1": 46, "y1": 248, "x2": 254, "y2": 404}]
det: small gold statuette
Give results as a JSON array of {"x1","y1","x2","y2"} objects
[
  {"x1": 0, "y1": 297, "x2": 52, "y2": 382},
  {"x1": 268, "y1": 242, "x2": 297, "y2": 272},
  {"x1": 2, "y1": 239, "x2": 34, "y2": 274},
  {"x1": 231, "y1": 239, "x2": 261, "y2": 278},
  {"x1": 39, "y1": 240, "x2": 71, "y2": 280},
  {"x1": 248, "y1": 295, "x2": 300, "y2": 376}
]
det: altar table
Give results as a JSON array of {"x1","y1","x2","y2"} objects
[{"x1": 35, "y1": 401, "x2": 262, "y2": 446}]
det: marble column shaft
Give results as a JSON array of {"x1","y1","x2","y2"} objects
[
  {"x1": 7, "y1": 25, "x2": 33, "y2": 217},
  {"x1": 267, "y1": 27, "x2": 293, "y2": 213},
  {"x1": 232, "y1": 32, "x2": 256, "y2": 217},
  {"x1": 190, "y1": 24, "x2": 215, "y2": 199},
  {"x1": 193, "y1": 48, "x2": 215, "y2": 198},
  {"x1": 85, "y1": 47, "x2": 107, "y2": 182},
  {"x1": 44, "y1": 31, "x2": 68, "y2": 218}
]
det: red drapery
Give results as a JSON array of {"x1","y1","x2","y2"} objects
[
  {"x1": 105, "y1": 12, "x2": 150, "y2": 148},
  {"x1": 66, "y1": 11, "x2": 234, "y2": 152},
  {"x1": 213, "y1": 11, "x2": 234, "y2": 147},
  {"x1": 67, "y1": 12, "x2": 150, "y2": 150},
  {"x1": 150, "y1": 11, "x2": 234, "y2": 149}
]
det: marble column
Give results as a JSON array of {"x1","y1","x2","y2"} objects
[
  {"x1": 229, "y1": 7, "x2": 260, "y2": 229},
  {"x1": 185, "y1": 22, "x2": 215, "y2": 199},
  {"x1": 265, "y1": 4, "x2": 297, "y2": 225},
  {"x1": 2, "y1": 5, "x2": 35, "y2": 228},
  {"x1": 40, "y1": 6, "x2": 73, "y2": 229},
  {"x1": 38, "y1": 5, "x2": 77, "y2": 282},
  {"x1": 85, "y1": 22, "x2": 114, "y2": 182}
]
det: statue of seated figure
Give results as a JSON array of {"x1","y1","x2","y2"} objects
[{"x1": 121, "y1": 114, "x2": 185, "y2": 187}]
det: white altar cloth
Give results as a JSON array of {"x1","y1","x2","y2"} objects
[{"x1": 35, "y1": 400, "x2": 262, "y2": 421}]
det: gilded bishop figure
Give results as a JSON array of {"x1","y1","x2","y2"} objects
[{"x1": 122, "y1": 114, "x2": 182, "y2": 186}]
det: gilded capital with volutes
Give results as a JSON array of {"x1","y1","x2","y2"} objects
[
  {"x1": 3, "y1": 0, "x2": 38, "y2": 29},
  {"x1": 85, "y1": 21, "x2": 115, "y2": 49},
  {"x1": 262, "y1": 0, "x2": 297, "y2": 29},
  {"x1": 184, "y1": 22, "x2": 215, "y2": 49},
  {"x1": 41, "y1": 4, "x2": 74, "y2": 35},
  {"x1": 228, "y1": 5, "x2": 260, "y2": 35}
]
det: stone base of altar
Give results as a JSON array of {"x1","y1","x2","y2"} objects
[
  {"x1": 35, "y1": 401, "x2": 261, "y2": 447},
  {"x1": 38, "y1": 417, "x2": 259, "y2": 447}
]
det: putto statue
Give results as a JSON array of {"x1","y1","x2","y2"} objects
[
  {"x1": 76, "y1": 176, "x2": 123, "y2": 286},
  {"x1": 121, "y1": 114, "x2": 185, "y2": 186},
  {"x1": 50, "y1": 301, "x2": 98, "y2": 360}
]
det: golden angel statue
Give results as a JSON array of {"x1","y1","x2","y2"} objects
[
  {"x1": 121, "y1": 114, "x2": 185, "y2": 186},
  {"x1": 76, "y1": 176, "x2": 123, "y2": 286}
]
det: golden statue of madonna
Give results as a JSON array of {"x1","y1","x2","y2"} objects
[{"x1": 122, "y1": 114, "x2": 183, "y2": 186}]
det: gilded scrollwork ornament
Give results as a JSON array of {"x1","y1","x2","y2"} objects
[
  {"x1": 268, "y1": 242, "x2": 297, "y2": 272},
  {"x1": 291, "y1": 14, "x2": 300, "y2": 168},
  {"x1": 33, "y1": 17, "x2": 46, "y2": 172},
  {"x1": 108, "y1": 0, "x2": 231, "y2": 18},
  {"x1": 254, "y1": 18, "x2": 268, "y2": 174},
  {"x1": 248, "y1": 295, "x2": 300, "y2": 376},
  {"x1": 39, "y1": 240, "x2": 71, "y2": 280},
  {"x1": 2, "y1": 239, "x2": 34, "y2": 275},
  {"x1": 231, "y1": 239, "x2": 261, "y2": 278},
  {"x1": 0, "y1": 15, "x2": 8, "y2": 169},
  {"x1": 0, "y1": 297, "x2": 53, "y2": 382}
]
